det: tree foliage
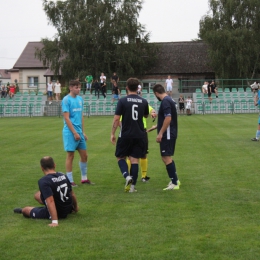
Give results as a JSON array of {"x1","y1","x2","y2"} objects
[
  {"x1": 36, "y1": 0, "x2": 157, "y2": 80},
  {"x1": 199, "y1": 0, "x2": 260, "y2": 79}
]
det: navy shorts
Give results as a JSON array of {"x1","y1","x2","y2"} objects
[
  {"x1": 115, "y1": 138, "x2": 146, "y2": 159},
  {"x1": 30, "y1": 207, "x2": 50, "y2": 219},
  {"x1": 160, "y1": 138, "x2": 176, "y2": 156}
]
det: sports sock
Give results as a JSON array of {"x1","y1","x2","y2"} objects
[
  {"x1": 166, "y1": 161, "x2": 178, "y2": 185},
  {"x1": 126, "y1": 158, "x2": 131, "y2": 173},
  {"x1": 66, "y1": 172, "x2": 74, "y2": 183},
  {"x1": 256, "y1": 130, "x2": 260, "y2": 139},
  {"x1": 118, "y1": 159, "x2": 129, "y2": 178},
  {"x1": 79, "y1": 161, "x2": 88, "y2": 180},
  {"x1": 130, "y1": 163, "x2": 138, "y2": 185},
  {"x1": 140, "y1": 158, "x2": 148, "y2": 178}
]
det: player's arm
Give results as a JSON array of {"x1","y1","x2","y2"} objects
[
  {"x1": 71, "y1": 190, "x2": 79, "y2": 213},
  {"x1": 45, "y1": 196, "x2": 59, "y2": 227},
  {"x1": 63, "y1": 112, "x2": 80, "y2": 140},
  {"x1": 111, "y1": 115, "x2": 120, "y2": 145},
  {"x1": 147, "y1": 125, "x2": 157, "y2": 132},
  {"x1": 156, "y1": 116, "x2": 171, "y2": 143},
  {"x1": 82, "y1": 114, "x2": 87, "y2": 140}
]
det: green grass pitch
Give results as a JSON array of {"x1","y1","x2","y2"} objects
[{"x1": 1, "y1": 114, "x2": 260, "y2": 260}]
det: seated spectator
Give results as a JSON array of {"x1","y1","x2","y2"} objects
[
  {"x1": 202, "y1": 81, "x2": 208, "y2": 94},
  {"x1": 1, "y1": 85, "x2": 7, "y2": 98},
  {"x1": 9, "y1": 84, "x2": 16, "y2": 99},
  {"x1": 185, "y1": 96, "x2": 192, "y2": 116}
]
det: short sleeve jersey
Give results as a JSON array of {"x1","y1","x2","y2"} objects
[
  {"x1": 157, "y1": 96, "x2": 178, "y2": 139},
  {"x1": 86, "y1": 75, "x2": 93, "y2": 83},
  {"x1": 38, "y1": 172, "x2": 73, "y2": 217},
  {"x1": 62, "y1": 94, "x2": 84, "y2": 133},
  {"x1": 115, "y1": 94, "x2": 149, "y2": 138}
]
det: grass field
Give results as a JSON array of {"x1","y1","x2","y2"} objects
[{"x1": 1, "y1": 114, "x2": 260, "y2": 260}]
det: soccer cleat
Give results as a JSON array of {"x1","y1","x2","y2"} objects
[
  {"x1": 251, "y1": 137, "x2": 259, "y2": 141},
  {"x1": 167, "y1": 180, "x2": 181, "y2": 187},
  {"x1": 125, "y1": 176, "x2": 133, "y2": 192},
  {"x1": 141, "y1": 178, "x2": 147, "y2": 182},
  {"x1": 70, "y1": 182, "x2": 78, "y2": 187},
  {"x1": 81, "y1": 179, "x2": 95, "y2": 185},
  {"x1": 145, "y1": 176, "x2": 150, "y2": 181},
  {"x1": 129, "y1": 186, "x2": 137, "y2": 193},
  {"x1": 13, "y1": 208, "x2": 22, "y2": 214},
  {"x1": 163, "y1": 183, "x2": 179, "y2": 190}
]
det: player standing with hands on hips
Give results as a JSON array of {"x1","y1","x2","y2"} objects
[
  {"x1": 111, "y1": 78, "x2": 149, "y2": 193},
  {"x1": 153, "y1": 84, "x2": 180, "y2": 190}
]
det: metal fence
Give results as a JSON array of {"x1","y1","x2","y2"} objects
[{"x1": 0, "y1": 101, "x2": 259, "y2": 118}]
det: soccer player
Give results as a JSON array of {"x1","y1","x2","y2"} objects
[
  {"x1": 251, "y1": 86, "x2": 260, "y2": 141},
  {"x1": 13, "y1": 156, "x2": 78, "y2": 227},
  {"x1": 111, "y1": 78, "x2": 149, "y2": 192},
  {"x1": 62, "y1": 80, "x2": 93, "y2": 186},
  {"x1": 153, "y1": 84, "x2": 180, "y2": 190}
]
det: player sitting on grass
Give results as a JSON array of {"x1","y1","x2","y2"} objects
[{"x1": 13, "y1": 156, "x2": 78, "y2": 227}]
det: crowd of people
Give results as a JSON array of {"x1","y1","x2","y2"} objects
[{"x1": 1, "y1": 83, "x2": 17, "y2": 99}]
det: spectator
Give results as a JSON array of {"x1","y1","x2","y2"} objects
[
  {"x1": 210, "y1": 80, "x2": 218, "y2": 98},
  {"x1": 46, "y1": 80, "x2": 54, "y2": 105},
  {"x1": 9, "y1": 84, "x2": 16, "y2": 99},
  {"x1": 13, "y1": 156, "x2": 78, "y2": 227},
  {"x1": 54, "y1": 80, "x2": 61, "y2": 101},
  {"x1": 165, "y1": 75, "x2": 173, "y2": 96},
  {"x1": 185, "y1": 96, "x2": 192, "y2": 115},
  {"x1": 250, "y1": 81, "x2": 260, "y2": 93},
  {"x1": 111, "y1": 72, "x2": 119, "y2": 83},
  {"x1": 202, "y1": 81, "x2": 208, "y2": 94},
  {"x1": 93, "y1": 79, "x2": 100, "y2": 99},
  {"x1": 137, "y1": 84, "x2": 142, "y2": 96},
  {"x1": 251, "y1": 85, "x2": 260, "y2": 141},
  {"x1": 178, "y1": 94, "x2": 185, "y2": 114},
  {"x1": 85, "y1": 74, "x2": 93, "y2": 93},
  {"x1": 1, "y1": 85, "x2": 7, "y2": 98},
  {"x1": 112, "y1": 79, "x2": 120, "y2": 104}
]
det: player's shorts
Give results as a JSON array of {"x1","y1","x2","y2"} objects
[
  {"x1": 160, "y1": 138, "x2": 176, "y2": 156},
  {"x1": 115, "y1": 137, "x2": 146, "y2": 158},
  {"x1": 113, "y1": 94, "x2": 119, "y2": 99},
  {"x1": 47, "y1": 91, "x2": 53, "y2": 97},
  {"x1": 30, "y1": 207, "x2": 50, "y2": 219},
  {"x1": 63, "y1": 131, "x2": 87, "y2": 151},
  {"x1": 166, "y1": 86, "x2": 172, "y2": 92}
]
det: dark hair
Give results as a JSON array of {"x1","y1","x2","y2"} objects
[
  {"x1": 153, "y1": 84, "x2": 165, "y2": 94},
  {"x1": 40, "y1": 156, "x2": 55, "y2": 170},
  {"x1": 126, "y1": 78, "x2": 139, "y2": 92},
  {"x1": 69, "y1": 80, "x2": 80, "y2": 86}
]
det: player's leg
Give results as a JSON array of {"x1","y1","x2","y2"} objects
[
  {"x1": 66, "y1": 151, "x2": 75, "y2": 184},
  {"x1": 115, "y1": 138, "x2": 132, "y2": 191},
  {"x1": 140, "y1": 132, "x2": 149, "y2": 182},
  {"x1": 251, "y1": 117, "x2": 260, "y2": 141},
  {"x1": 34, "y1": 191, "x2": 44, "y2": 205},
  {"x1": 160, "y1": 139, "x2": 180, "y2": 190},
  {"x1": 129, "y1": 156, "x2": 139, "y2": 192}
]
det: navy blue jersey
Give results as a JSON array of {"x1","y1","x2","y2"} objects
[
  {"x1": 157, "y1": 96, "x2": 178, "y2": 139},
  {"x1": 38, "y1": 172, "x2": 73, "y2": 217},
  {"x1": 115, "y1": 94, "x2": 149, "y2": 138}
]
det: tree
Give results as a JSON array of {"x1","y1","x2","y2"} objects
[
  {"x1": 36, "y1": 0, "x2": 157, "y2": 80},
  {"x1": 199, "y1": 0, "x2": 260, "y2": 79}
]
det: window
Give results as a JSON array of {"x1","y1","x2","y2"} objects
[{"x1": 28, "y1": 77, "x2": 38, "y2": 88}]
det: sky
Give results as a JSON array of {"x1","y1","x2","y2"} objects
[{"x1": 0, "y1": 0, "x2": 209, "y2": 69}]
